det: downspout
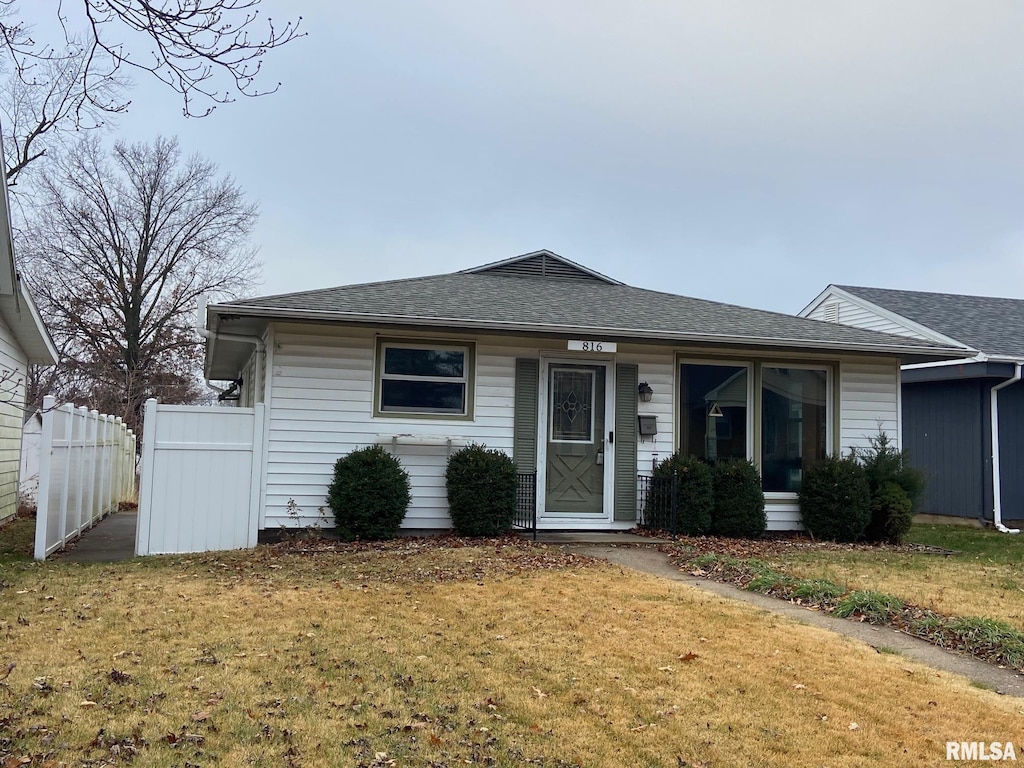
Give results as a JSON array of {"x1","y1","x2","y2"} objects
[
  {"x1": 990, "y1": 362, "x2": 1022, "y2": 534},
  {"x1": 196, "y1": 296, "x2": 267, "y2": 403}
]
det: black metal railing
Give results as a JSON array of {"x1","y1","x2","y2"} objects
[
  {"x1": 513, "y1": 472, "x2": 537, "y2": 539},
  {"x1": 637, "y1": 472, "x2": 680, "y2": 534}
]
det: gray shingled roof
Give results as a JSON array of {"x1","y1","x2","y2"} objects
[
  {"x1": 838, "y1": 285, "x2": 1024, "y2": 359},
  {"x1": 214, "y1": 271, "x2": 963, "y2": 356}
]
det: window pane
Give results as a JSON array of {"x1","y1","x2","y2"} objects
[
  {"x1": 679, "y1": 364, "x2": 747, "y2": 462},
  {"x1": 381, "y1": 380, "x2": 466, "y2": 413},
  {"x1": 761, "y1": 367, "x2": 828, "y2": 492},
  {"x1": 384, "y1": 347, "x2": 465, "y2": 378},
  {"x1": 550, "y1": 368, "x2": 594, "y2": 442}
]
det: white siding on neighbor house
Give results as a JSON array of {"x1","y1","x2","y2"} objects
[
  {"x1": 0, "y1": 320, "x2": 27, "y2": 522},
  {"x1": 805, "y1": 292, "x2": 929, "y2": 339},
  {"x1": 840, "y1": 358, "x2": 900, "y2": 453}
]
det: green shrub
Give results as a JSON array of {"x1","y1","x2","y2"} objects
[
  {"x1": 710, "y1": 459, "x2": 766, "y2": 538},
  {"x1": 327, "y1": 445, "x2": 411, "y2": 540},
  {"x1": 852, "y1": 428, "x2": 927, "y2": 542},
  {"x1": 646, "y1": 452, "x2": 713, "y2": 535},
  {"x1": 872, "y1": 481, "x2": 914, "y2": 544},
  {"x1": 445, "y1": 444, "x2": 518, "y2": 536},
  {"x1": 798, "y1": 454, "x2": 871, "y2": 542}
]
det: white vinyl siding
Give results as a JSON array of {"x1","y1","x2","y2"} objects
[
  {"x1": 805, "y1": 292, "x2": 929, "y2": 340},
  {"x1": 840, "y1": 358, "x2": 900, "y2": 453},
  {"x1": 0, "y1": 320, "x2": 27, "y2": 522},
  {"x1": 261, "y1": 323, "x2": 903, "y2": 533},
  {"x1": 267, "y1": 325, "x2": 531, "y2": 529},
  {"x1": 627, "y1": 348, "x2": 676, "y2": 473}
]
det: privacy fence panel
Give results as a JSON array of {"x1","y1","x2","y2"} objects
[
  {"x1": 33, "y1": 397, "x2": 138, "y2": 560},
  {"x1": 136, "y1": 399, "x2": 264, "y2": 556}
]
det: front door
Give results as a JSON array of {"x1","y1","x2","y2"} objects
[{"x1": 543, "y1": 363, "x2": 608, "y2": 518}]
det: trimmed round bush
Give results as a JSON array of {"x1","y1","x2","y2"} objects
[
  {"x1": 445, "y1": 444, "x2": 518, "y2": 536},
  {"x1": 327, "y1": 445, "x2": 411, "y2": 540},
  {"x1": 798, "y1": 455, "x2": 871, "y2": 542},
  {"x1": 873, "y1": 481, "x2": 914, "y2": 544},
  {"x1": 646, "y1": 452, "x2": 713, "y2": 535},
  {"x1": 710, "y1": 459, "x2": 766, "y2": 538}
]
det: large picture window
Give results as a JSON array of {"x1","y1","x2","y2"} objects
[
  {"x1": 678, "y1": 363, "x2": 749, "y2": 462},
  {"x1": 761, "y1": 367, "x2": 828, "y2": 492},
  {"x1": 377, "y1": 341, "x2": 473, "y2": 416}
]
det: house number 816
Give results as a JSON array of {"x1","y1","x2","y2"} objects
[{"x1": 567, "y1": 339, "x2": 617, "y2": 353}]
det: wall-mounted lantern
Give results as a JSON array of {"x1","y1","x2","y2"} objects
[{"x1": 638, "y1": 381, "x2": 654, "y2": 403}]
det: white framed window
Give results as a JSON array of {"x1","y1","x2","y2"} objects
[
  {"x1": 376, "y1": 340, "x2": 474, "y2": 417},
  {"x1": 677, "y1": 360, "x2": 753, "y2": 462},
  {"x1": 760, "y1": 364, "x2": 832, "y2": 493}
]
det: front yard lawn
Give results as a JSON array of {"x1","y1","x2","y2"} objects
[
  {"x1": 720, "y1": 525, "x2": 1024, "y2": 632},
  {"x1": 1, "y1": 535, "x2": 1022, "y2": 766}
]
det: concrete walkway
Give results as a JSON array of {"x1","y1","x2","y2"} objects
[
  {"x1": 567, "y1": 544, "x2": 1024, "y2": 699},
  {"x1": 59, "y1": 510, "x2": 137, "y2": 562}
]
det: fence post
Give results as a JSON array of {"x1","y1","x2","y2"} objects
[
  {"x1": 135, "y1": 399, "x2": 159, "y2": 556},
  {"x1": 55, "y1": 403, "x2": 74, "y2": 546},
  {"x1": 84, "y1": 409, "x2": 99, "y2": 526},
  {"x1": 98, "y1": 416, "x2": 111, "y2": 515},
  {"x1": 33, "y1": 396, "x2": 56, "y2": 561}
]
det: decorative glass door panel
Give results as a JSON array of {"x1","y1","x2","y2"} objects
[{"x1": 545, "y1": 364, "x2": 606, "y2": 515}]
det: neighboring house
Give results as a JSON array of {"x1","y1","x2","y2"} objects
[
  {"x1": 800, "y1": 285, "x2": 1023, "y2": 531},
  {"x1": 0, "y1": 158, "x2": 58, "y2": 523},
  {"x1": 203, "y1": 250, "x2": 963, "y2": 534}
]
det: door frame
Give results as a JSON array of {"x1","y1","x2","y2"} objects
[{"x1": 536, "y1": 356, "x2": 616, "y2": 527}]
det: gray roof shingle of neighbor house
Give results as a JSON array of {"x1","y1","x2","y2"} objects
[
  {"x1": 215, "y1": 251, "x2": 962, "y2": 357},
  {"x1": 837, "y1": 285, "x2": 1024, "y2": 360}
]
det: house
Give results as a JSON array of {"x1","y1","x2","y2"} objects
[
  {"x1": 202, "y1": 251, "x2": 964, "y2": 534},
  {"x1": 800, "y1": 285, "x2": 1023, "y2": 531},
  {"x1": 0, "y1": 162, "x2": 58, "y2": 523},
  {"x1": 0, "y1": 272, "x2": 54, "y2": 523}
]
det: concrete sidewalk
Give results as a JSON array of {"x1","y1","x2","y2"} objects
[
  {"x1": 568, "y1": 544, "x2": 1024, "y2": 699},
  {"x1": 59, "y1": 510, "x2": 137, "y2": 562}
]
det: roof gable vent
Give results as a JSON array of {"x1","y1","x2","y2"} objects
[
  {"x1": 822, "y1": 301, "x2": 840, "y2": 323},
  {"x1": 462, "y1": 250, "x2": 622, "y2": 285}
]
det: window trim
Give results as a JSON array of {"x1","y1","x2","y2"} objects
[{"x1": 374, "y1": 338, "x2": 476, "y2": 420}]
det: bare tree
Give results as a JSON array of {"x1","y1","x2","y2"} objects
[
  {"x1": 0, "y1": 0, "x2": 302, "y2": 183},
  {"x1": 20, "y1": 134, "x2": 260, "y2": 432}
]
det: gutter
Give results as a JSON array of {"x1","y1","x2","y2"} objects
[
  {"x1": 990, "y1": 362, "x2": 1022, "y2": 534},
  {"x1": 197, "y1": 296, "x2": 266, "y2": 403}
]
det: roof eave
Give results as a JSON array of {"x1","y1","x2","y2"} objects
[{"x1": 208, "y1": 303, "x2": 967, "y2": 362}]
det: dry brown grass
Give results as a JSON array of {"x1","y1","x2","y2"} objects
[
  {"x1": 775, "y1": 554, "x2": 1024, "y2": 633},
  {"x1": 659, "y1": 528, "x2": 1024, "y2": 634},
  {"x1": 1, "y1": 541, "x2": 1022, "y2": 767}
]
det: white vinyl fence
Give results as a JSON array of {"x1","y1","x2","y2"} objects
[
  {"x1": 136, "y1": 399, "x2": 264, "y2": 555},
  {"x1": 33, "y1": 396, "x2": 138, "y2": 560}
]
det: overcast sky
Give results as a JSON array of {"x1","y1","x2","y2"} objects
[{"x1": 36, "y1": 1, "x2": 1024, "y2": 313}]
